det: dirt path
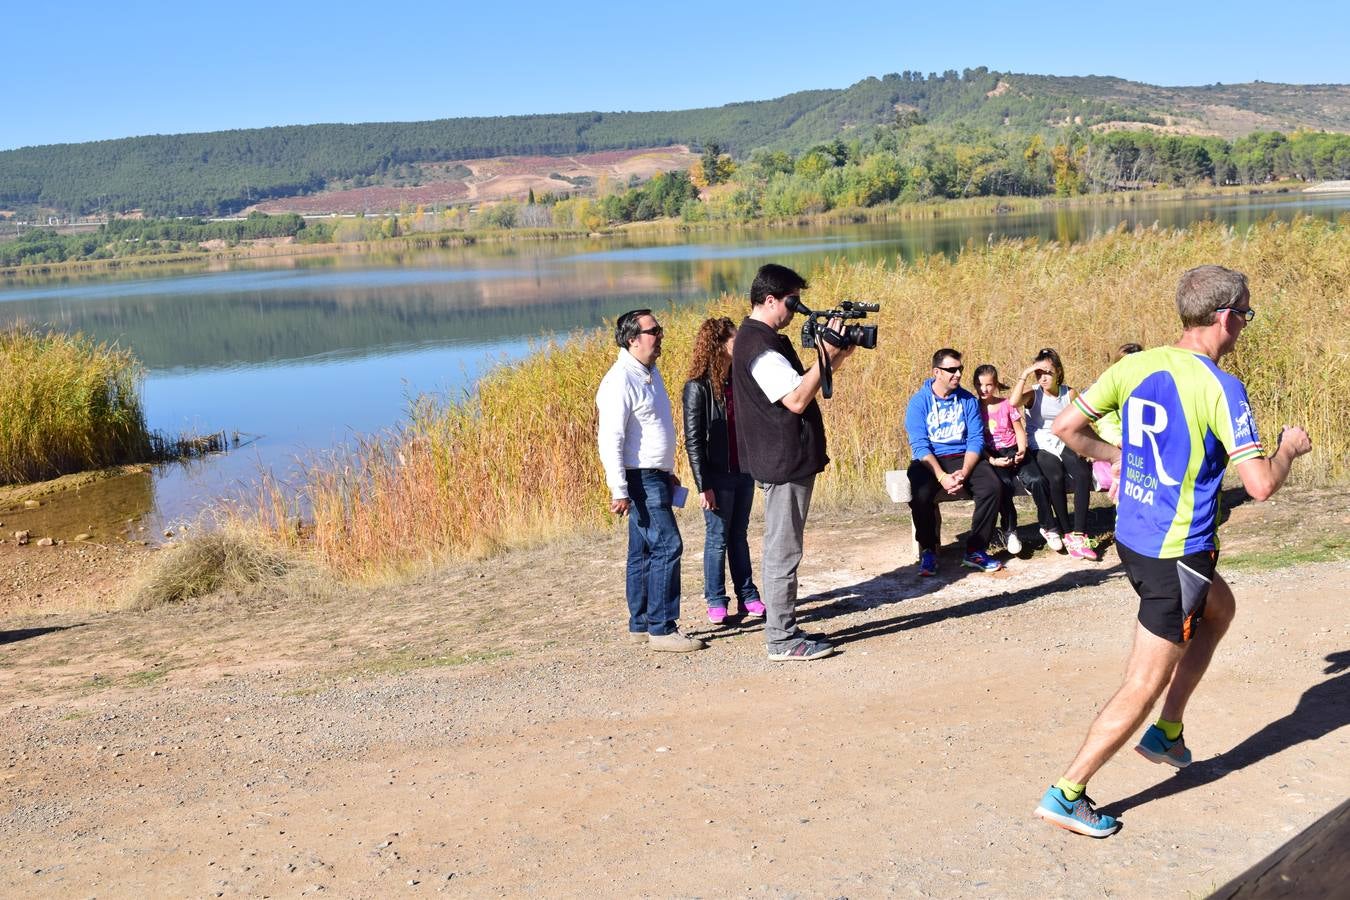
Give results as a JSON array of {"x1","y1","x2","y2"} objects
[{"x1": 1, "y1": 493, "x2": 1347, "y2": 897}]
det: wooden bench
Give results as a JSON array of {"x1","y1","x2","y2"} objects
[{"x1": 892, "y1": 467, "x2": 1111, "y2": 558}]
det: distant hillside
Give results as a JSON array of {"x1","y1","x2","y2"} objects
[{"x1": 3, "y1": 68, "x2": 1348, "y2": 217}]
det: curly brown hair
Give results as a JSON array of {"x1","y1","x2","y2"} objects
[{"x1": 687, "y1": 317, "x2": 737, "y2": 404}]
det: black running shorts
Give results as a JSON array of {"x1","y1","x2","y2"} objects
[{"x1": 1116, "y1": 543, "x2": 1218, "y2": 643}]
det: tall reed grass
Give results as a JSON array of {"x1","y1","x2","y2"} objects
[
  {"x1": 259, "y1": 216, "x2": 1349, "y2": 578},
  {"x1": 0, "y1": 329, "x2": 153, "y2": 484},
  {"x1": 0, "y1": 328, "x2": 229, "y2": 484}
]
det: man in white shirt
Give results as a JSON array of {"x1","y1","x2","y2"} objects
[{"x1": 596, "y1": 309, "x2": 705, "y2": 652}]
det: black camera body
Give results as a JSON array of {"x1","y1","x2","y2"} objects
[{"x1": 796, "y1": 299, "x2": 880, "y2": 351}]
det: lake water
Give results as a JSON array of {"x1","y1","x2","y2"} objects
[{"x1": 2, "y1": 190, "x2": 1348, "y2": 538}]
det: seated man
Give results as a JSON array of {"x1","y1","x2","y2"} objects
[{"x1": 905, "y1": 348, "x2": 1004, "y2": 575}]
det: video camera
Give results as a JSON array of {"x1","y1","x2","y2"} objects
[
  {"x1": 790, "y1": 298, "x2": 880, "y2": 351},
  {"x1": 785, "y1": 297, "x2": 881, "y2": 399}
]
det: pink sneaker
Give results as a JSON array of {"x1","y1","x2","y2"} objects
[
  {"x1": 742, "y1": 599, "x2": 767, "y2": 618},
  {"x1": 1065, "y1": 532, "x2": 1100, "y2": 561},
  {"x1": 707, "y1": 605, "x2": 727, "y2": 625}
]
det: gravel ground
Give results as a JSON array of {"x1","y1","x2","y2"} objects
[{"x1": 1, "y1": 491, "x2": 1347, "y2": 897}]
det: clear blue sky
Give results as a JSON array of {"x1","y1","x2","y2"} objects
[{"x1": 5, "y1": 0, "x2": 1344, "y2": 151}]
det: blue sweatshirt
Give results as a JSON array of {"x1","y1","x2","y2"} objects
[{"x1": 905, "y1": 379, "x2": 985, "y2": 459}]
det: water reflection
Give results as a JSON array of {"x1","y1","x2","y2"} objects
[{"x1": 0, "y1": 190, "x2": 1346, "y2": 534}]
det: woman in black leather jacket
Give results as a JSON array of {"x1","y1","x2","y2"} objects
[{"x1": 682, "y1": 317, "x2": 764, "y2": 625}]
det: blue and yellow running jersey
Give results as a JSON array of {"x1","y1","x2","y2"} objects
[{"x1": 1074, "y1": 346, "x2": 1264, "y2": 558}]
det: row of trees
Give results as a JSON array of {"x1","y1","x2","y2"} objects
[
  {"x1": 0, "y1": 212, "x2": 317, "y2": 266},
  {"x1": 695, "y1": 125, "x2": 1350, "y2": 219},
  {"x1": 459, "y1": 126, "x2": 1350, "y2": 229}
]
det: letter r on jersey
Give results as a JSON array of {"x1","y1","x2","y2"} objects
[{"x1": 1126, "y1": 397, "x2": 1181, "y2": 486}]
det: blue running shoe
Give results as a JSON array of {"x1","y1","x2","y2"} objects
[
  {"x1": 918, "y1": 549, "x2": 938, "y2": 576},
  {"x1": 962, "y1": 549, "x2": 1003, "y2": 572},
  {"x1": 1034, "y1": 786, "x2": 1120, "y2": 838},
  {"x1": 1135, "y1": 724, "x2": 1192, "y2": 768}
]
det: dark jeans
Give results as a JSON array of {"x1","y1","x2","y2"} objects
[
  {"x1": 907, "y1": 455, "x2": 1000, "y2": 553},
  {"x1": 702, "y1": 472, "x2": 760, "y2": 608},
  {"x1": 988, "y1": 446, "x2": 1051, "y2": 532},
  {"x1": 625, "y1": 468, "x2": 683, "y2": 636},
  {"x1": 1034, "y1": 448, "x2": 1093, "y2": 534}
]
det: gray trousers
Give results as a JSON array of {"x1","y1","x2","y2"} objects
[{"x1": 759, "y1": 475, "x2": 815, "y2": 652}]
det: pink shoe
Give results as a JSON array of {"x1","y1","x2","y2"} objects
[
  {"x1": 1065, "y1": 532, "x2": 1100, "y2": 561},
  {"x1": 707, "y1": 605, "x2": 727, "y2": 625},
  {"x1": 742, "y1": 599, "x2": 767, "y2": 619}
]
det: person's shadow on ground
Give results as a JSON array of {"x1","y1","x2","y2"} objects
[
  {"x1": 788, "y1": 552, "x2": 1124, "y2": 644},
  {"x1": 0, "y1": 625, "x2": 81, "y2": 646},
  {"x1": 691, "y1": 523, "x2": 1041, "y2": 644},
  {"x1": 1101, "y1": 650, "x2": 1350, "y2": 818}
]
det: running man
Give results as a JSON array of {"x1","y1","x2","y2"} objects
[{"x1": 1033, "y1": 265, "x2": 1312, "y2": 837}]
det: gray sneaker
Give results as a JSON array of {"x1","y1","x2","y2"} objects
[
  {"x1": 767, "y1": 638, "x2": 835, "y2": 661},
  {"x1": 1004, "y1": 529, "x2": 1023, "y2": 555},
  {"x1": 627, "y1": 630, "x2": 649, "y2": 643},
  {"x1": 648, "y1": 631, "x2": 707, "y2": 652}
]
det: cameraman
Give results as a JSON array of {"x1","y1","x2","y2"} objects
[{"x1": 731, "y1": 264, "x2": 855, "y2": 661}]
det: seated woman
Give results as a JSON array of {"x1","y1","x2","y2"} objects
[
  {"x1": 1009, "y1": 347, "x2": 1100, "y2": 560},
  {"x1": 682, "y1": 317, "x2": 764, "y2": 625},
  {"x1": 974, "y1": 363, "x2": 1050, "y2": 555}
]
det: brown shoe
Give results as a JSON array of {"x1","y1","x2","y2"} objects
[{"x1": 648, "y1": 631, "x2": 707, "y2": 652}]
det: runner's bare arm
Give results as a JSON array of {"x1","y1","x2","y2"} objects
[
  {"x1": 1236, "y1": 426, "x2": 1312, "y2": 501},
  {"x1": 1052, "y1": 403, "x2": 1120, "y2": 465}
]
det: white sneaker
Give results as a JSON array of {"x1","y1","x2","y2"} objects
[
  {"x1": 1040, "y1": 528, "x2": 1064, "y2": 552},
  {"x1": 1004, "y1": 529, "x2": 1022, "y2": 555}
]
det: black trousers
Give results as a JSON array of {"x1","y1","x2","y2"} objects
[
  {"x1": 907, "y1": 454, "x2": 1000, "y2": 553},
  {"x1": 1034, "y1": 447, "x2": 1093, "y2": 534},
  {"x1": 988, "y1": 446, "x2": 1051, "y2": 531}
]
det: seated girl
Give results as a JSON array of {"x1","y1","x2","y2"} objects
[
  {"x1": 973, "y1": 364, "x2": 1050, "y2": 556},
  {"x1": 1009, "y1": 348, "x2": 1100, "y2": 560}
]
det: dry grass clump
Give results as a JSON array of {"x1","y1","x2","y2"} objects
[
  {"x1": 127, "y1": 525, "x2": 298, "y2": 610},
  {"x1": 0, "y1": 328, "x2": 152, "y2": 484},
  {"x1": 259, "y1": 215, "x2": 1348, "y2": 578}
]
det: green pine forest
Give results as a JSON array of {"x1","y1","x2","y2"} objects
[{"x1": 6, "y1": 68, "x2": 1350, "y2": 218}]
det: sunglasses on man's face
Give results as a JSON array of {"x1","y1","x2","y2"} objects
[
  {"x1": 638, "y1": 326, "x2": 664, "y2": 337},
  {"x1": 1215, "y1": 305, "x2": 1256, "y2": 323},
  {"x1": 936, "y1": 365, "x2": 963, "y2": 375}
]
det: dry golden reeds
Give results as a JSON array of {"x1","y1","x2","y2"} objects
[
  {"x1": 257, "y1": 216, "x2": 1349, "y2": 578},
  {"x1": 0, "y1": 328, "x2": 152, "y2": 484}
]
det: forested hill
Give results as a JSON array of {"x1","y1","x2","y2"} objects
[{"x1": 5, "y1": 68, "x2": 1349, "y2": 218}]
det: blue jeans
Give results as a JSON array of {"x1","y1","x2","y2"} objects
[
  {"x1": 625, "y1": 469, "x2": 683, "y2": 636},
  {"x1": 702, "y1": 473, "x2": 760, "y2": 608}
]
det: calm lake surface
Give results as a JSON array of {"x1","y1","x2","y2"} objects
[{"x1": 3, "y1": 191, "x2": 1348, "y2": 537}]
